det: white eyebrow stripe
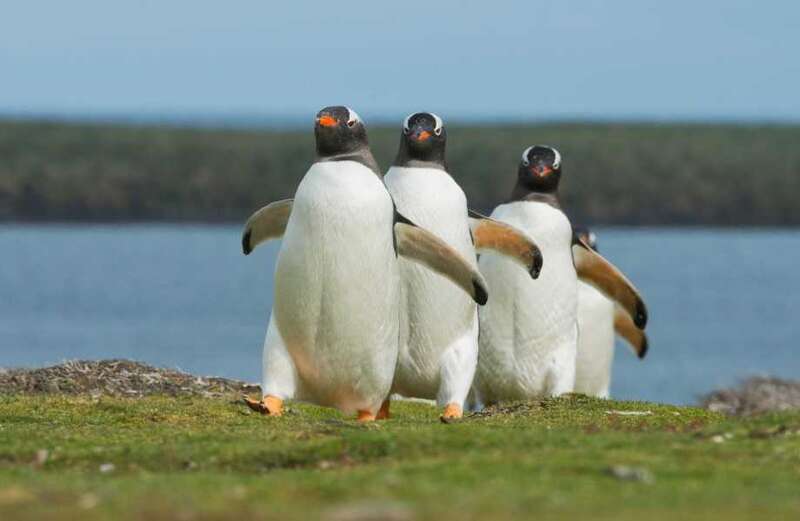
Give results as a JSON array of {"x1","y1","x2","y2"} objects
[
  {"x1": 403, "y1": 112, "x2": 443, "y2": 131},
  {"x1": 552, "y1": 147, "x2": 561, "y2": 168},
  {"x1": 522, "y1": 145, "x2": 561, "y2": 168},
  {"x1": 430, "y1": 112, "x2": 443, "y2": 131},
  {"x1": 346, "y1": 107, "x2": 361, "y2": 124},
  {"x1": 521, "y1": 146, "x2": 534, "y2": 164}
]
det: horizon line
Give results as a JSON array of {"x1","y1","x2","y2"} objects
[{"x1": 2, "y1": 110, "x2": 799, "y2": 130}]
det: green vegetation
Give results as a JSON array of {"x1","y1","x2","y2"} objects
[
  {"x1": 2, "y1": 119, "x2": 800, "y2": 225},
  {"x1": 1, "y1": 394, "x2": 798, "y2": 520}
]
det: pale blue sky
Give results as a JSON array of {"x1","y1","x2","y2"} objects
[{"x1": 3, "y1": 0, "x2": 799, "y2": 122}]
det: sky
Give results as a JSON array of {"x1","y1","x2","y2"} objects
[{"x1": 2, "y1": 0, "x2": 799, "y2": 123}]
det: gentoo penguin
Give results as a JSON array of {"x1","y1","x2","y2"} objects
[
  {"x1": 573, "y1": 227, "x2": 648, "y2": 398},
  {"x1": 473, "y1": 145, "x2": 647, "y2": 405},
  {"x1": 384, "y1": 112, "x2": 544, "y2": 421},
  {"x1": 241, "y1": 106, "x2": 489, "y2": 422}
]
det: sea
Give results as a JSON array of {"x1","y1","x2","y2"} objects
[{"x1": 2, "y1": 225, "x2": 798, "y2": 405}]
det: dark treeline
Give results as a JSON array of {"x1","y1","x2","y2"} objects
[{"x1": 1, "y1": 119, "x2": 799, "y2": 225}]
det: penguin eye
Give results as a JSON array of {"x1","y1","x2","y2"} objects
[
  {"x1": 347, "y1": 119, "x2": 356, "y2": 128},
  {"x1": 403, "y1": 125, "x2": 411, "y2": 134},
  {"x1": 522, "y1": 157, "x2": 530, "y2": 167},
  {"x1": 434, "y1": 127, "x2": 443, "y2": 136}
]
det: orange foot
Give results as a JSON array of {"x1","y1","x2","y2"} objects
[
  {"x1": 243, "y1": 394, "x2": 283, "y2": 416},
  {"x1": 375, "y1": 399, "x2": 391, "y2": 420},
  {"x1": 440, "y1": 403, "x2": 463, "y2": 424},
  {"x1": 356, "y1": 410, "x2": 376, "y2": 422}
]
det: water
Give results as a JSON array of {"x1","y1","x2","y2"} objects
[{"x1": 1, "y1": 225, "x2": 798, "y2": 405}]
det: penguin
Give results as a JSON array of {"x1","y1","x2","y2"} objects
[
  {"x1": 240, "y1": 106, "x2": 489, "y2": 422},
  {"x1": 573, "y1": 227, "x2": 648, "y2": 398},
  {"x1": 473, "y1": 145, "x2": 648, "y2": 405},
  {"x1": 383, "y1": 112, "x2": 544, "y2": 421}
]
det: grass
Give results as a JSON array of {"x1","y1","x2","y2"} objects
[{"x1": 0, "y1": 394, "x2": 799, "y2": 520}]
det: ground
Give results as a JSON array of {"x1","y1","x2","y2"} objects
[{"x1": 1, "y1": 394, "x2": 798, "y2": 521}]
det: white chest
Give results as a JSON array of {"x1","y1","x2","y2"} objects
[
  {"x1": 273, "y1": 160, "x2": 400, "y2": 411},
  {"x1": 476, "y1": 201, "x2": 579, "y2": 399},
  {"x1": 384, "y1": 166, "x2": 474, "y2": 258},
  {"x1": 384, "y1": 166, "x2": 479, "y2": 395}
]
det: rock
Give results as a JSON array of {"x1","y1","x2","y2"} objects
[
  {"x1": 701, "y1": 377, "x2": 800, "y2": 416},
  {"x1": 607, "y1": 465, "x2": 655, "y2": 484},
  {"x1": 34, "y1": 449, "x2": 49, "y2": 467},
  {"x1": 0, "y1": 359, "x2": 259, "y2": 398}
]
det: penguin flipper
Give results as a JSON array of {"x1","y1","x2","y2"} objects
[
  {"x1": 572, "y1": 237, "x2": 648, "y2": 329},
  {"x1": 467, "y1": 209, "x2": 543, "y2": 278},
  {"x1": 394, "y1": 220, "x2": 489, "y2": 306},
  {"x1": 241, "y1": 199, "x2": 293, "y2": 255},
  {"x1": 614, "y1": 306, "x2": 649, "y2": 359}
]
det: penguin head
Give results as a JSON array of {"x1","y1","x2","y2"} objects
[
  {"x1": 517, "y1": 145, "x2": 562, "y2": 193},
  {"x1": 573, "y1": 226, "x2": 598, "y2": 251},
  {"x1": 314, "y1": 106, "x2": 368, "y2": 157},
  {"x1": 399, "y1": 112, "x2": 446, "y2": 163},
  {"x1": 394, "y1": 112, "x2": 447, "y2": 170}
]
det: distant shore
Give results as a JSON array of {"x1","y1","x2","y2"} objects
[{"x1": 3, "y1": 119, "x2": 800, "y2": 225}]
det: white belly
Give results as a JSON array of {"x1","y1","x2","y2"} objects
[
  {"x1": 476, "y1": 201, "x2": 578, "y2": 402},
  {"x1": 574, "y1": 281, "x2": 616, "y2": 398},
  {"x1": 384, "y1": 166, "x2": 478, "y2": 398},
  {"x1": 274, "y1": 161, "x2": 399, "y2": 413}
]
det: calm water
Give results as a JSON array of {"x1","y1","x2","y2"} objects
[{"x1": 1, "y1": 225, "x2": 798, "y2": 405}]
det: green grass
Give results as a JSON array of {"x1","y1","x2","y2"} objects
[{"x1": 1, "y1": 394, "x2": 799, "y2": 520}]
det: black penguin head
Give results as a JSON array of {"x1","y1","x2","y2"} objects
[
  {"x1": 394, "y1": 112, "x2": 446, "y2": 167},
  {"x1": 314, "y1": 106, "x2": 368, "y2": 157},
  {"x1": 573, "y1": 225, "x2": 598, "y2": 251},
  {"x1": 517, "y1": 145, "x2": 562, "y2": 193}
]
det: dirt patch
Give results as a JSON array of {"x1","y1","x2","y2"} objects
[
  {"x1": 0, "y1": 359, "x2": 260, "y2": 398},
  {"x1": 700, "y1": 377, "x2": 800, "y2": 416}
]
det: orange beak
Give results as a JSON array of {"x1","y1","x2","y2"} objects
[
  {"x1": 318, "y1": 115, "x2": 337, "y2": 127},
  {"x1": 413, "y1": 130, "x2": 431, "y2": 142},
  {"x1": 531, "y1": 166, "x2": 553, "y2": 178}
]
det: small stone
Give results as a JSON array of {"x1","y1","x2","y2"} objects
[
  {"x1": 34, "y1": 449, "x2": 49, "y2": 467},
  {"x1": 607, "y1": 465, "x2": 655, "y2": 484},
  {"x1": 711, "y1": 434, "x2": 725, "y2": 443},
  {"x1": 99, "y1": 463, "x2": 115, "y2": 473},
  {"x1": 317, "y1": 460, "x2": 335, "y2": 470}
]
